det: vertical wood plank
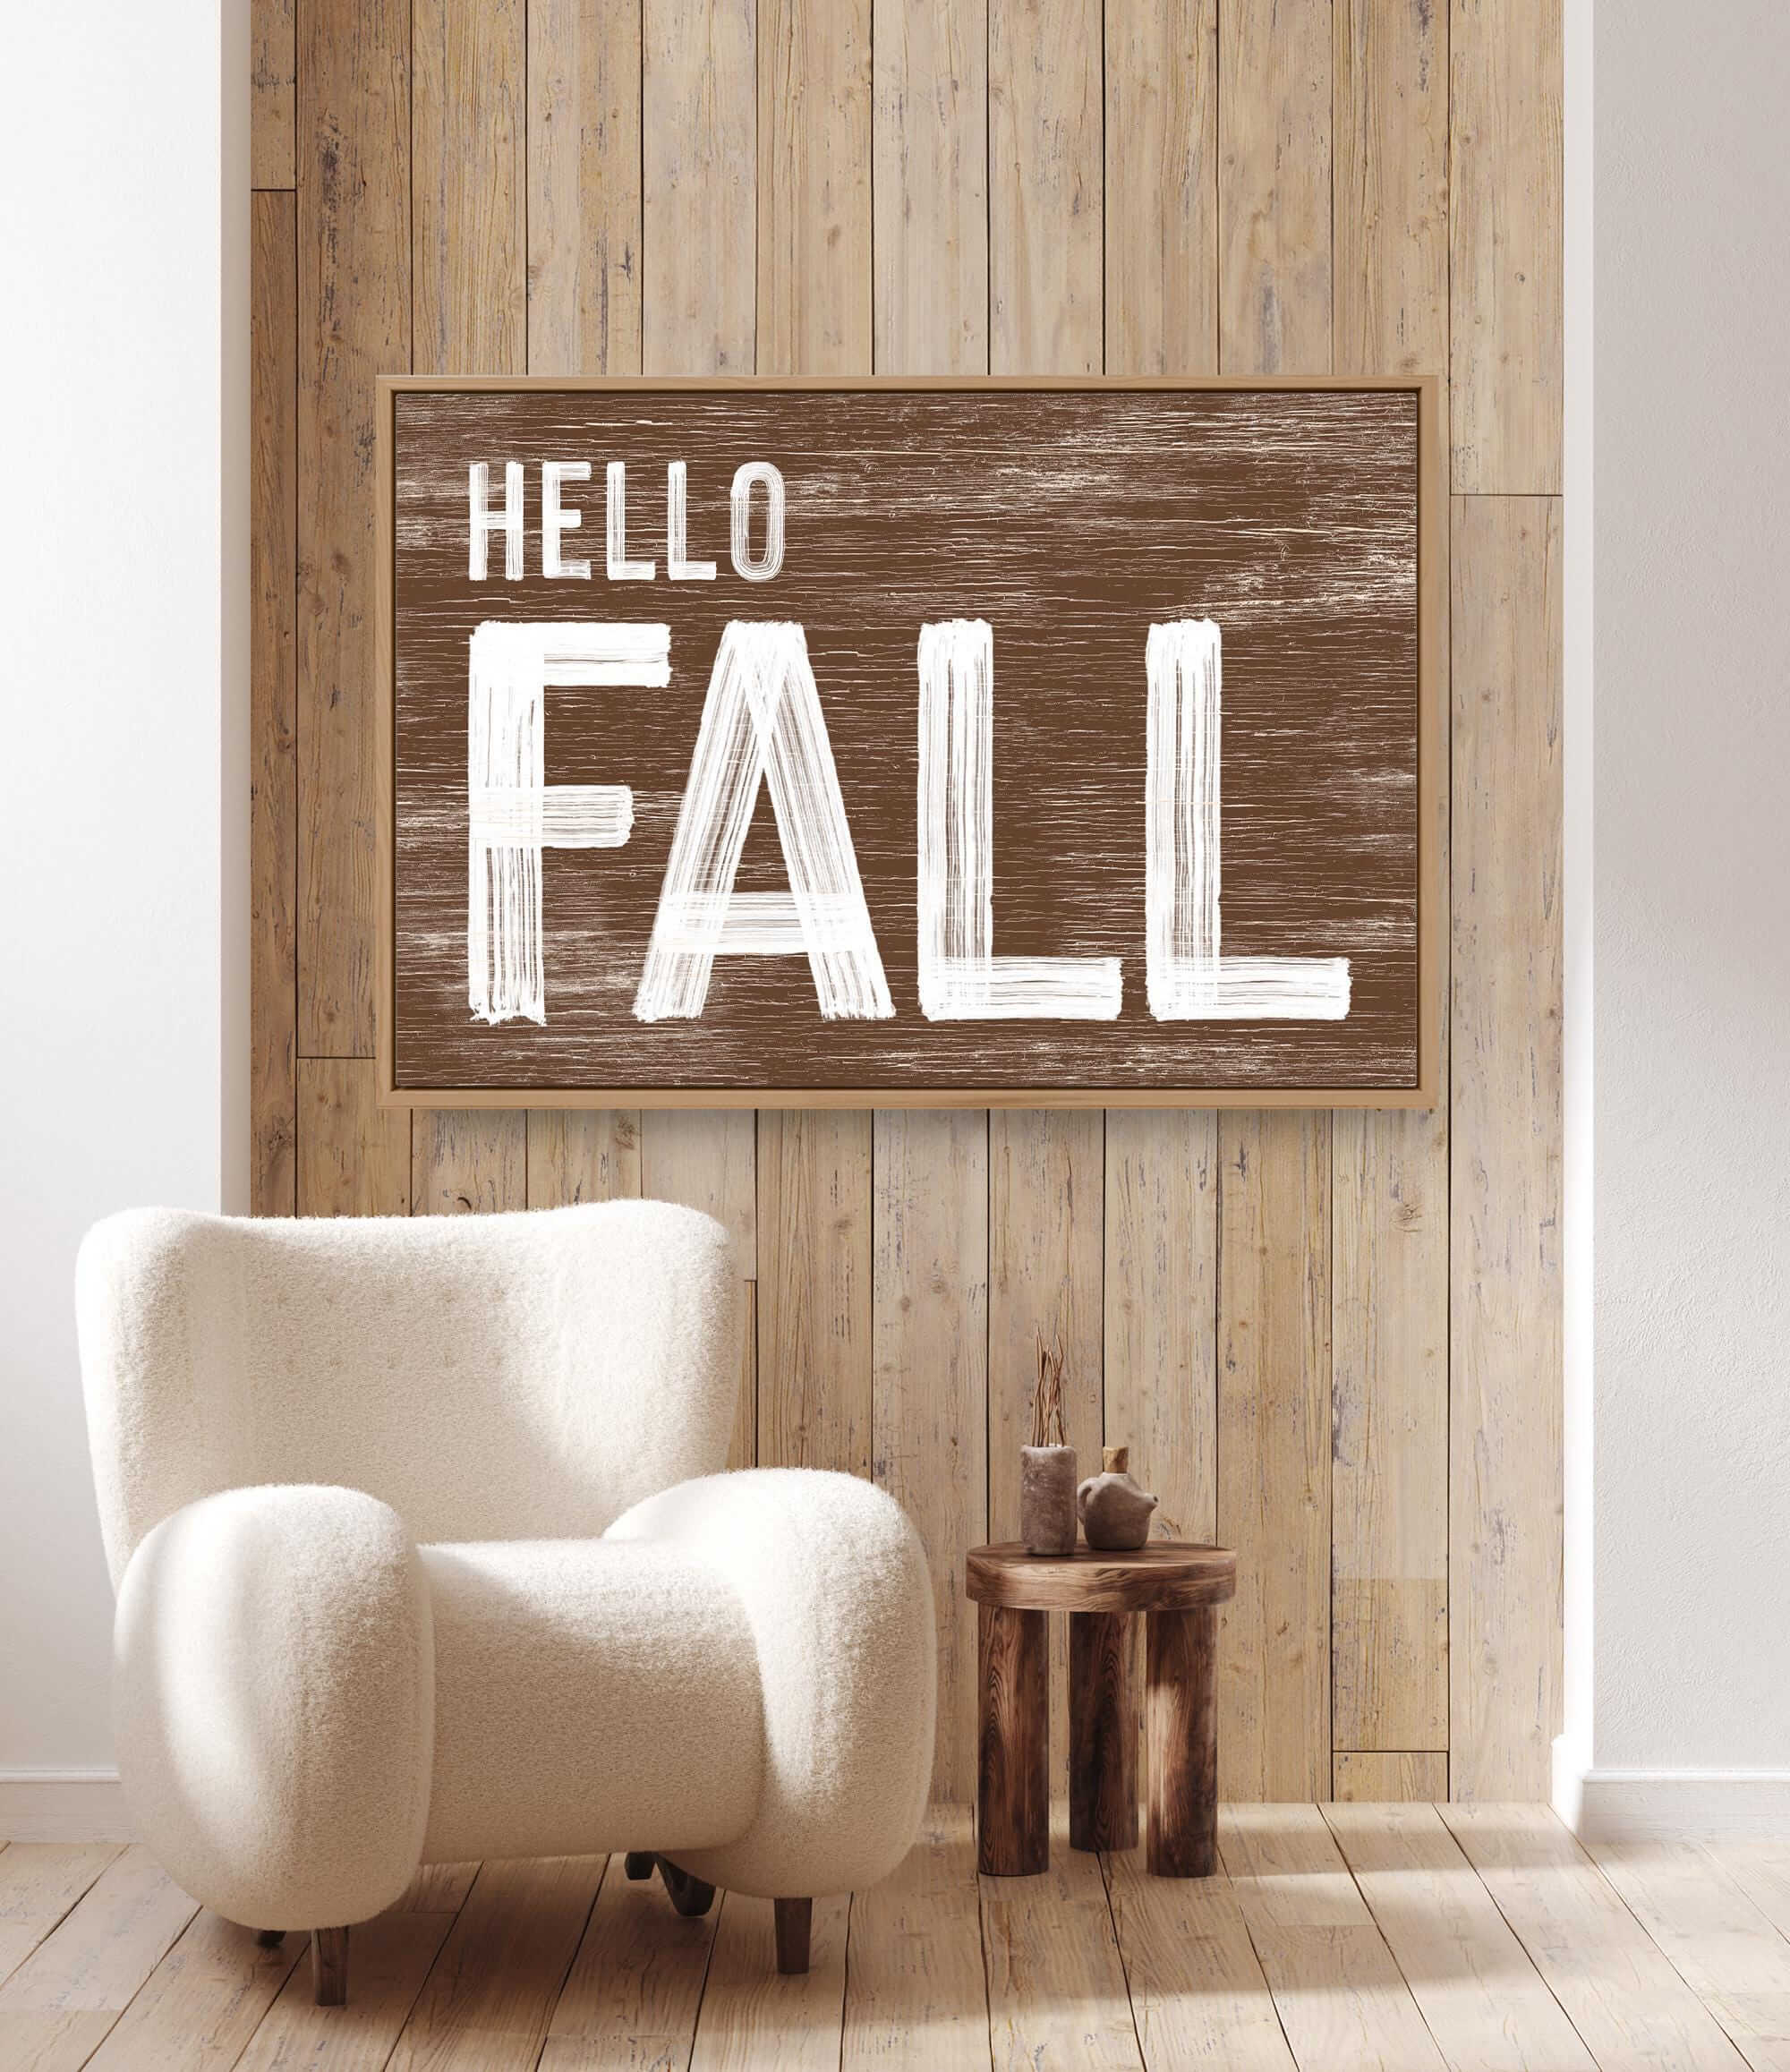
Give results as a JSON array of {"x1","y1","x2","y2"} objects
[
  {"x1": 1335, "y1": 0, "x2": 1449, "y2": 380},
  {"x1": 252, "y1": 0, "x2": 296, "y2": 188},
  {"x1": 297, "y1": 0, "x2": 410, "y2": 1058},
  {"x1": 1217, "y1": 0, "x2": 1333, "y2": 375},
  {"x1": 1330, "y1": 0, "x2": 1453, "y2": 1778},
  {"x1": 528, "y1": 0, "x2": 644, "y2": 378},
  {"x1": 986, "y1": 0, "x2": 1106, "y2": 1808},
  {"x1": 990, "y1": 1108, "x2": 1104, "y2": 1799},
  {"x1": 1216, "y1": 0, "x2": 1334, "y2": 1808},
  {"x1": 641, "y1": 0, "x2": 760, "y2": 1463},
  {"x1": 638, "y1": 1111, "x2": 759, "y2": 1287},
  {"x1": 409, "y1": 0, "x2": 530, "y2": 1219},
  {"x1": 296, "y1": 1059, "x2": 412, "y2": 1216},
  {"x1": 758, "y1": 0, "x2": 871, "y2": 375},
  {"x1": 1103, "y1": 0, "x2": 1221, "y2": 1817},
  {"x1": 641, "y1": 1110, "x2": 759, "y2": 1467},
  {"x1": 754, "y1": 1, "x2": 875, "y2": 1490},
  {"x1": 1332, "y1": 1103, "x2": 1450, "y2": 1754},
  {"x1": 526, "y1": 0, "x2": 644, "y2": 1207},
  {"x1": 251, "y1": 191, "x2": 298, "y2": 1217},
  {"x1": 871, "y1": 0, "x2": 987, "y2": 376},
  {"x1": 1103, "y1": 1115, "x2": 1217, "y2": 1548},
  {"x1": 1216, "y1": 1112, "x2": 1332, "y2": 1801},
  {"x1": 1451, "y1": 0, "x2": 1563, "y2": 490},
  {"x1": 988, "y1": 0, "x2": 1104, "y2": 378},
  {"x1": 1331, "y1": 1751, "x2": 1449, "y2": 1802},
  {"x1": 413, "y1": 0, "x2": 526, "y2": 378},
  {"x1": 643, "y1": 0, "x2": 755, "y2": 375},
  {"x1": 988, "y1": 1130, "x2": 1104, "y2": 1464},
  {"x1": 870, "y1": 0, "x2": 992, "y2": 1813},
  {"x1": 1103, "y1": 0, "x2": 1219, "y2": 378},
  {"x1": 412, "y1": 1111, "x2": 528, "y2": 1214},
  {"x1": 525, "y1": 1112, "x2": 643, "y2": 1207},
  {"x1": 1449, "y1": 495, "x2": 1563, "y2": 1799},
  {"x1": 758, "y1": 1113, "x2": 874, "y2": 1475},
  {"x1": 873, "y1": 1112, "x2": 988, "y2": 1806}
]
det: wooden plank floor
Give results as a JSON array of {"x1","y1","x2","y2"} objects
[{"x1": 3, "y1": 1809, "x2": 1786, "y2": 2070}]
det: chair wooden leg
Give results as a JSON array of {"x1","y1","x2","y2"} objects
[
  {"x1": 656, "y1": 1856, "x2": 717, "y2": 1917},
  {"x1": 774, "y1": 1897, "x2": 812, "y2": 1975},
  {"x1": 254, "y1": 1929, "x2": 286, "y2": 1948},
  {"x1": 311, "y1": 1926, "x2": 348, "y2": 2006},
  {"x1": 623, "y1": 1852, "x2": 655, "y2": 1880}
]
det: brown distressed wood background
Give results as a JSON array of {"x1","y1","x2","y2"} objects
[
  {"x1": 388, "y1": 381, "x2": 1428, "y2": 1097},
  {"x1": 251, "y1": 0, "x2": 1561, "y2": 1803}
]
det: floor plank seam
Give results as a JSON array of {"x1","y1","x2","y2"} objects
[
  {"x1": 47, "y1": 1815, "x2": 1790, "y2": 2072},
  {"x1": 1436, "y1": 1804, "x2": 1681, "y2": 2072},
  {"x1": 1094, "y1": 1846, "x2": 1149, "y2": 2071},
  {"x1": 972, "y1": 1815, "x2": 998, "y2": 2072},
  {"x1": 1443, "y1": 1815, "x2": 1613, "y2": 2071},
  {"x1": 75, "y1": 1892, "x2": 201, "y2": 2072},
  {"x1": 332, "y1": 1856, "x2": 485, "y2": 2072},
  {"x1": 527, "y1": 1855, "x2": 610, "y2": 2072},
  {"x1": 0, "y1": 1845, "x2": 124, "y2": 1993},
  {"x1": 1211, "y1": 1826, "x2": 1302, "y2": 2071},
  {"x1": 1315, "y1": 1799, "x2": 1475, "y2": 2072},
  {"x1": 684, "y1": 1878, "x2": 728, "y2": 2066},
  {"x1": 836, "y1": 1889, "x2": 855, "y2": 2072},
  {"x1": 1700, "y1": 1836, "x2": 1790, "y2": 1956},
  {"x1": 1584, "y1": 1833, "x2": 1783, "y2": 2072}
]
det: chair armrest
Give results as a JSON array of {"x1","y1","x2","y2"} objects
[
  {"x1": 115, "y1": 1484, "x2": 432, "y2": 1929},
  {"x1": 605, "y1": 1469, "x2": 935, "y2": 1897}
]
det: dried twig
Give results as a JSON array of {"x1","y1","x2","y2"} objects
[{"x1": 1030, "y1": 1330, "x2": 1067, "y2": 1447}]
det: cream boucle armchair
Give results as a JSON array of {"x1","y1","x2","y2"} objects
[{"x1": 77, "y1": 1200, "x2": 935, "y2": 2002}]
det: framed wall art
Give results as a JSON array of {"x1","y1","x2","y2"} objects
[{"x1": 376, "y1": 377, "x2": 1444, "y2": 1108}]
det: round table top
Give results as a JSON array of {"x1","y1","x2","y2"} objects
[{"x1": 967, "y1": 1540, "x2": 1237, "y2": 1612}]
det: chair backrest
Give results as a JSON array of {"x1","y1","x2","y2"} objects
[{"x1": 77, "y1": 1200, "x2": 740, "y2": 1585}]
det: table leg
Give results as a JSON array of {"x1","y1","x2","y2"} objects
[
  {"x1": 1070, "y1": 1611, "x2": 1137, "y2": 1850},
  {"x1": 1146, "y1": 1606, "x2": 1218, "y2": 1876},
  {"x1": 977, "y1": 1602, "x2": 1048, "y2": 1875}
]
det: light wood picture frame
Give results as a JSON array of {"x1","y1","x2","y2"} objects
[{"x1": 376, "y1": 374, "x2": 1446, "y2": 1110}]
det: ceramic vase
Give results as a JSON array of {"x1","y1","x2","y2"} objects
[
  {"x1": 1019, "y1": 1445, "x2": 1078, "y2": 1554},
  {"x1": 1077, "y1": 1445, "x2": 1159, "y2": 1550}
]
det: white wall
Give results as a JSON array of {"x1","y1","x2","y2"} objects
[
  {"x1": 5, "y1": 0, "x2": 1786, "y2": 1837},
  {"x1": 0, "y1": 4, "x2": 247, "y2": 1791},
  {"x1": 1581, "y1": 0, "x2": 1790, "y2": 1826}
]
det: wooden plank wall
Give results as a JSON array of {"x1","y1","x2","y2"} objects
[{"x1": 251, "y1": 0, "x2": 1563, "y2": 1802}]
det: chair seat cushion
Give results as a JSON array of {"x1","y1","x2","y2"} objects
[{"x1": 418, "y1": 1536, "x2": 764, "y2": 1863}]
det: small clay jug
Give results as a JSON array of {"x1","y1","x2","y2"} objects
[{"x1": 1077, "y1": 1445, "x2": 1158, "y2": 1551}]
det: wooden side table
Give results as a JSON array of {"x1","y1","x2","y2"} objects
[{"x1": 966, "y1": 1541, "x2": 1237, "y2": 1878}]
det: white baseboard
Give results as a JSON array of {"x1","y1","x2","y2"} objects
[
  {"x1": 1551, "y1": 1735, "x2": 1588, "y2": 1832},
  {"x1": 0, "y1": 1769, "x2": 130, "y2": 1843},
  {"x1": 1574, "y1": 1769, "x2": 1790, "y2": 1840}
]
